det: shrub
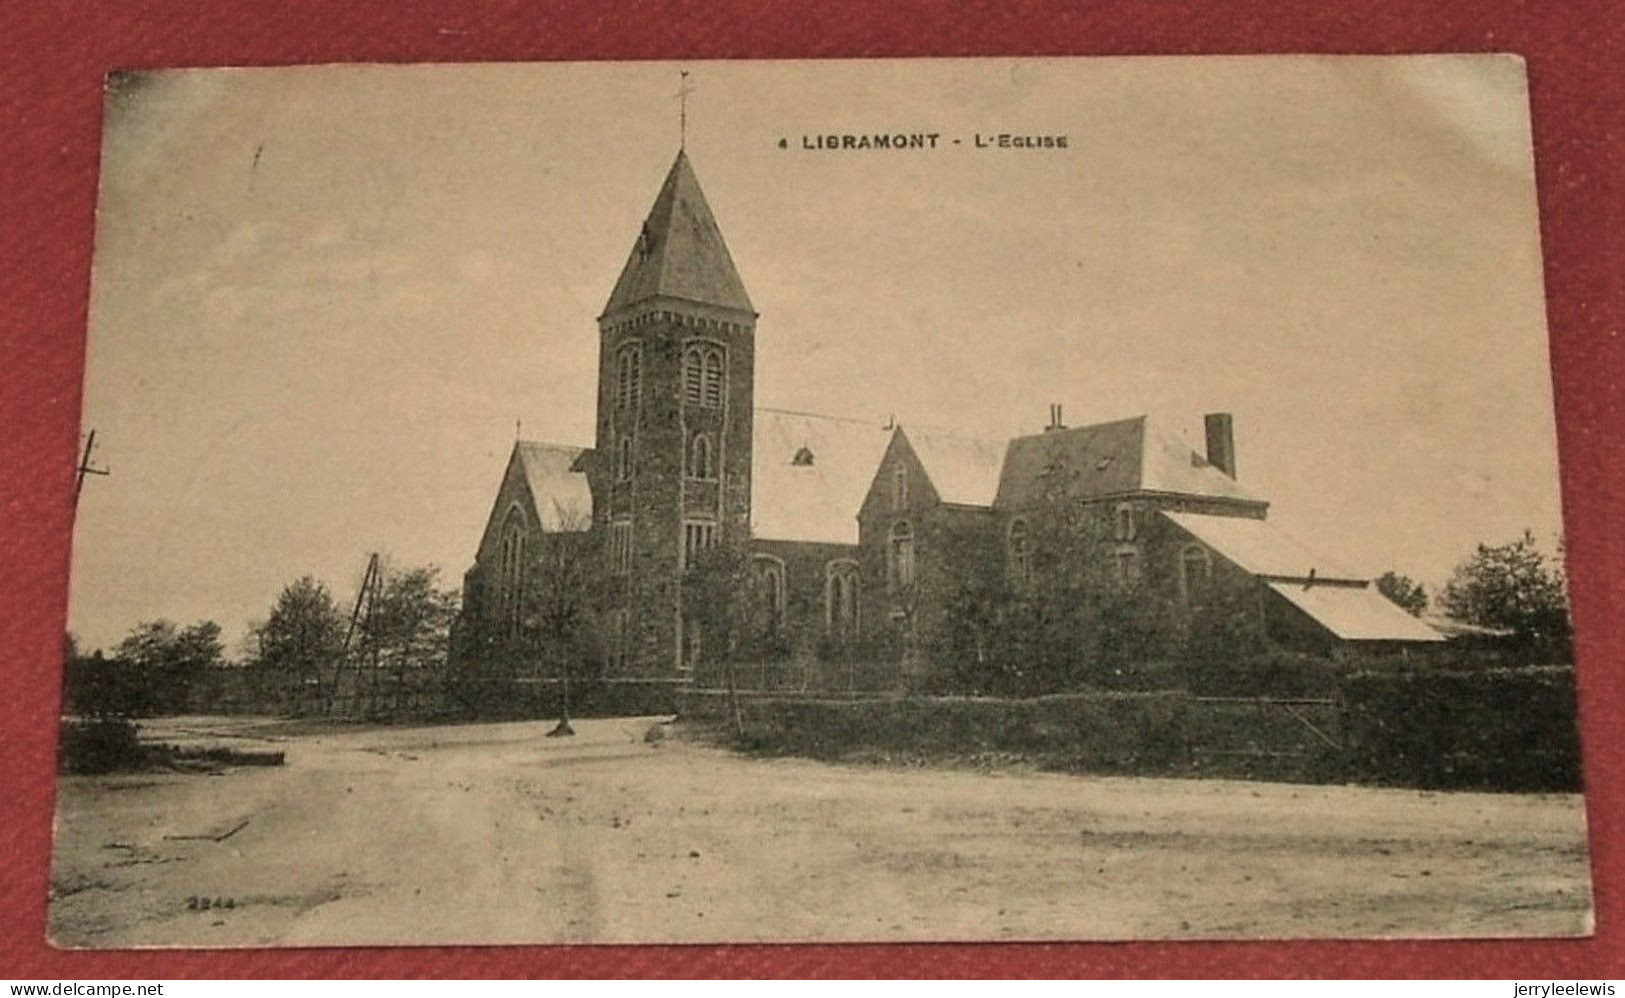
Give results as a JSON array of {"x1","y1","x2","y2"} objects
[{"x1": 58, "y1": 716, "x2": 146, "y2": 774}]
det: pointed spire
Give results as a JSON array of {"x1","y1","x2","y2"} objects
[{"x1": 601, "y1": 151, "x2": 755, "y2": 319}]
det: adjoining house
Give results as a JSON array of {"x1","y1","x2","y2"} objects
[{"x1": 456, "y1": 149, "x2": 1441, "y2": 703}]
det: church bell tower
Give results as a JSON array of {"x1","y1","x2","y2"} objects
[{"x1": 593, "y1": 150, "x2": 758, "y2": 678}]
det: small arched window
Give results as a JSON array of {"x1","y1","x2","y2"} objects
[
  {"x1": 683, "y1": 344, "x2": 725, "y2": 408},
  {"x1": 754, "y1": 556, "x2": 786, "y2": 630},
  {"x1": 1115, "y1": 546, "x2": 1142, "y2": 586},
  {"x1": 888, "y1": 520, "x2": 915, "y2": 589},
  {"x1": 688, "y1": 434, "x2": 714, "y2": 480},
  {"x1": 1180, "y1": 543, "x2": 1213, "y2": 603},
  {"x1": 615, "y1": 343, "x2": 641, "y2": 409},
  {"x1": 825, "y1": 561, "x2": 860, "y2": 639},
  {"x1": 1115, "y1": 502, "x2": 1138, "y2": 542},
  {"x1": 1007, "y1": 518, "x2": 1033, "y2": 588},
  {"x1": 891, "y1": 464, "x2": 908, "y2": 512},
  {"x1": 617, "y1": 435, "x2": 634, "y2": 480}
]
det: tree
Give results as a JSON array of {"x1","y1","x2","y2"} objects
[
  {"x1": 522, "y1": 514, "x2": 607, "y2": 736},
  {"x1": 61, "y1": 633, "x2": 138, "y2": 719},
  {"x1": 254, "y1": 576, "x2": 345, "y2": 711},
  {"x1": 111, "y1": 619, "x2": 225, "y2": 715},
  {"x1": 1440, "y1": 530, "x2": 1571, "y2": 656},
  {"x1": 1375, "y1": 571, "x2": 1428, "y2": 616},
  {"x1": 355, "y1": 562, "x2": 460, "y2": 718},
  {"x1": 683, "y1": 537, "x2": 763, "y2": 736}
]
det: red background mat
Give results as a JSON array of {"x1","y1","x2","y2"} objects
[{"x1": 2, "y1": 0, "x2": 1620, "y2": 979}]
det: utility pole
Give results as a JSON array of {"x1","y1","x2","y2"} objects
[
  {"x1": 72, "y1": 429, "x2": 109, "y2": 507},
  {"x1": 326, "y1": 552, "x2": 382, "y2": 717}
]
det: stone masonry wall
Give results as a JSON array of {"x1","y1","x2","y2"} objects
[{"x1": 595, "y1": 299, "x2": 756, "y2": 681}]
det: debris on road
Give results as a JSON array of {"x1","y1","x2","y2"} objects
[{"x1": 164, "y1": 818, "x2": 250, "y2": 843}]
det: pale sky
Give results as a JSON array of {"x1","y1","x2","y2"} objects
[{"x1": 70, "y1": 56, "x2": 1563, "y2": 651}]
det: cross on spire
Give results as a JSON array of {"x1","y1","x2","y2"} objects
[{"x1": 675, "y1": 70, "x2": 694, "y2": 149}]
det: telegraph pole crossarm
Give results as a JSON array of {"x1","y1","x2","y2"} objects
[{"x1": 73, "y1": 429, "x2": 110, "y2": 506}]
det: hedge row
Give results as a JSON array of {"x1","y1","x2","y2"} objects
[
  {"x1": 1343, "y1": 666, "x2": 1580, "y2": 792},
  {"x1": 686, "y1": 662, "x2": 1583, "y2": 793},
  {"x1": 686, "y1": 690, "x2": 1191, "y2": 773}
]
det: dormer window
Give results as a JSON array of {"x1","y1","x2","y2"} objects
[{"x1": 792, "y1": 446, "x2": 814, "y2": 467}]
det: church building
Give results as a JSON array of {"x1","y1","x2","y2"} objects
[{"x1": 457, "y1": 149, "x2": 1440, "y2": 702}]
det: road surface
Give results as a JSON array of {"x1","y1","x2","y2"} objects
[{"x1": 49, "y1": 715, "x2": 1593, "y2": 946}]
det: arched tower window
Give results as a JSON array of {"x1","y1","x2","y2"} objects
[
  {"x1": 888, "y1": 520, "x2": 915, "y2": 589},
  {"x1": 1179, "y1": 543, "x2": 1213, "y2": 603},
  {"x1": 617, "y1": 435, "x2": 634, "y2": 480},
  {"x1": 891, "y1": 463, "x2": 908, "y2": 512},
  {"x1": 688, "y1": 433, "x2": 714, "y2": 480},
  {"x1": 683, "y1": 344, "x2": 725, "y2": 408},
  {"x1": 615, "y1": 343, "x2": 642, "y2": 409},
  {"x1": 1007, "y1": 518, "x2": 1032, "y2": 588},
  {"x1": 825, "y1": 560, "x2": 860, "y2": 639}
]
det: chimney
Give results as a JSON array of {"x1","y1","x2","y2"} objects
[
  {"x1": 1045, "y1": 403, "x2": 1067, "y2": 433},
  {"x1": 1204, "y1": 412, "x2": 1236, "y2": 479}
]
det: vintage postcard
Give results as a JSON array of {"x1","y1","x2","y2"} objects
[{"x1": 54, "y1": 56, "x2": 1588, "y2": 947}]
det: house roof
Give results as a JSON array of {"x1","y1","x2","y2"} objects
[
  {"x1": 602, "y1": 151, "x2": 755, "y2": 317},
  {"x1": 1267, "y1": 581, "x2": 1446, "y2": 643},
  {"x1": 1419, "y1": 615, "x2": 1515, "y2": 640},
  {"x1": 901, "y1": 426, "x2": 1008, "y2": 507},
  {"x1": 514, "y1": 441, "x2": 593, "y2": 532},
  {"x1": 752, "y1": 408, "x2": 893, "y2": 545},
  {"x1": 1164, "y1": 510, "x2": 1360, "y2": 582},
  {"x1": 993, "y1": 416, "x2": 1261, "y2": 510}
]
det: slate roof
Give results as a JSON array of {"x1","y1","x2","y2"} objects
[
  {"x1": 901, "y1": 426, "x2": 1008, "y2": 507},
  {"x1": 514, "y1": 441, "x2": 593, "y2": 531},
  {"x1": 1267, "y1": 581, "x2": 1446, "y2": 643},
  {"x1": 993, "y1": 416, "x2": 1261, "y2": 510},
  {"x1": 752, "y1": 408, "x2": 893, "y2": 546},
  {"x1": 602, "y1": 151, "x2": 755, "y2": 317},
  {"x1": 1163, "y1": 510, "x2": 1359, "y2": 582}
]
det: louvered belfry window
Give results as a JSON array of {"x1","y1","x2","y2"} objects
[
  {"x1": 616, "y1": 343, "x2": 641, "y2": 409},
  {"x1": 683, "y1": 344, "x2": 724, "y2": 408}
]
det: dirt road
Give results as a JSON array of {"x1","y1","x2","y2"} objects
[{"x1": 48, "y1": 715, "x2": 1592, "y2": 947}]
